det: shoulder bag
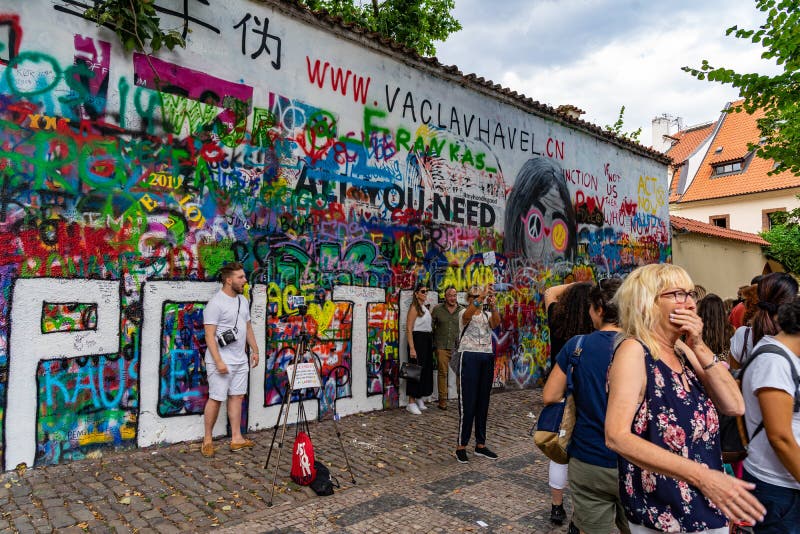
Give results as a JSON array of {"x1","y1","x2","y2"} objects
[{"x1": 533, "y1": 335, "x2": 585, "y2": 464}]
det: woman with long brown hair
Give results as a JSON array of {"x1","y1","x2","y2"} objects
[
  {"x1": 698, "y1": 294, "x2": 734, "y2": 365},
  {"x1": 542, "y1": 281, "x2": 594, "y2": 527},
  {"x1": 406, "y1": 283, "x2": 434, "y2": 414},
  {"x1": 732, "y1": 274, "x2": 798, "y2": 369}
]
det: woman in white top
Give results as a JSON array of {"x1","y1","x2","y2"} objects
[
  {"x1": 406, "y1": 283, "x2": 433, "y2": 415},
  {"x1": 730, "y1": 283, "x2": 759, "y2": 368},
  {"x1": 454, "y1": 285, "x2": 501, "y2": 463},
  {"x1": 741, "y1": 294, "x2": 800, "y2": 534}
]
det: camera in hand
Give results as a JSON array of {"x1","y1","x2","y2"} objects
[{"x1": 216, "y1": 327, "x2": 238, "y2": 347}]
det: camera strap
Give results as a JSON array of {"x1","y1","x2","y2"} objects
[{"x1": 233, "y1": 296, "x2": 241, "y2": 332}]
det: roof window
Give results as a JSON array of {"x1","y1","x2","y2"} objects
[
  {"x1": 712, "y1": 160, "x2": 743, "y2": 177},
  {"x1": 714, "y1": 146, "x2": 723, "y2": 153}
]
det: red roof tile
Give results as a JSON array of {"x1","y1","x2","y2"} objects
[
  {"x1": 665, "y1": 122, "x2": 715, "y2": 166},
  {"x1": 668, "y1": 165, "x2": 682, "y2": 202},
  {"x1": 670, "y1": 215, "x2": 769, "y2": 245},
  {"x1": 677, "y1": 100, "x2": 800, "y2": 202},
  {"x1": 666, "y1": 122, "x2": 716, "y2": 202}
]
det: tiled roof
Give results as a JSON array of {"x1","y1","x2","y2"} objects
[
  {"x1": 676, "y1": 100, "x2": 800, "y2": 202},
  {"x1": 262, "y1": 0, "x2": 671, "y2": 165},
  {"x1": 670, "y1": 215, "x2": 769, "y2": 245},
  {"x1": 666, "y1": 122, "x2": 715, "y2": 202},
  {"x1": 665, "y1": 122, "x2": 715, "y2": 166},
  {"x1": 668, "y1": 164, "x2": 682, "y2": 202}
]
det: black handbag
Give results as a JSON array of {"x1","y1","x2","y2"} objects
[{"x1": 399, "y1": 362, "x2": 422, "y2": 381}]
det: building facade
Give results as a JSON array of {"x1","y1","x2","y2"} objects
[{"x1": 667, "y1": 101, "x2": 800, "y2": 235}]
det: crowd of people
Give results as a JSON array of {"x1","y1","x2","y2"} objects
[
  {"x1": 404, "y1": 265, "x2": 799, "y2": 534},
  {"x1": 200, "y1": 261, "x2": 799, "y2": 533},
  {"x1": 537, "y1": 266, "x2": 800, "y2": 534}
]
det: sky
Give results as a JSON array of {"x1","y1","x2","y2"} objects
[{"x1": 434, "y1": 0, "x2": 780, "y2": 149}]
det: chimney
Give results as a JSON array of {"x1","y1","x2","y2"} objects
[{"x1": 652, "y1": 114, "x2": 678, "y2": 153}]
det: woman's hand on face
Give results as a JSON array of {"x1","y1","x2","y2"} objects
[
  {"x1": 697, "y1": 470, "x2": 764, "y2": 526},
  {"x1": 669, "y1": 308, "x2": 705, "y2": 348}
]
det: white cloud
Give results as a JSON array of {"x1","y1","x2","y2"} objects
[{"x1": 436, "y1": 0, "x2": 781, "y2": 147}]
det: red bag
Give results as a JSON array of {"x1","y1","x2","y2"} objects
[{"x1": 290, "y1": 431, "x2": 316, "y2": 485}]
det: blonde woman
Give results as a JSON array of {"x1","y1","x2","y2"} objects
[
  {"x1": 606, "y1": 264, "x2": 764, "y2": 533},
  {"x1": 406, "y1": 283, "x2": 433, "y2": 415}
]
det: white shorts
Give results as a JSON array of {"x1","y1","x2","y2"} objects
[{"x1": 206, "y1": 360, "x2": 249, "y2": 401}]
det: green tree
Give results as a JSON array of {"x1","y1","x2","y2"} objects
[
  {"x1": 300, "y1": 0, "x2": 462, "y2": 57},
  {"x1": 604, "y1": 106, "x2": 642, "y2": 142},
  {"x1": 683, "y1": 0, "x2": 800, "y2": 176},
  {"x1": 761, "y1": 197, "x2": 800, "y2": 273},
  {"x1": 82, "y1": 0, "x2": 185, "y2": 53}
]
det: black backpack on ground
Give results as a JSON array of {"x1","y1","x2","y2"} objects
[
  {"x1": 720, "y1": 343, "x2": 800, "y2": 463},
  {"x1": 309, "y1": 460, "x2": 340, "y2": 496}
]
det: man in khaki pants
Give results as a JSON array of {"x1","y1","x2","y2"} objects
[{"x1": 431, "y1": 287, "x2": 463, "y2": 410}]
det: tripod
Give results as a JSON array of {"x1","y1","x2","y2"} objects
[{"x1": 263, "y1": 306, "x2": 356, "y2": 506}]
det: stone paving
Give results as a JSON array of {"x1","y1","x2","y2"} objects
[{"x1": 0, "y1": 389, "x2": 574, "y2": 533}]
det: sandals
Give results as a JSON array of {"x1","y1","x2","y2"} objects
[
  {"x1": 230, "y1": 438, "x2": 255, "y2": 451},
  {"x1": 200, "y1": 442, "x2": 215, "y2": 458},
  {"x1": 201, "y1": 438, "x2": 255, "y2": 456}
]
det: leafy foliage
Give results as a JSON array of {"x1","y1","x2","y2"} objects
[
  {"x1": 683, "y1": 0, "x2": 800, "y2": 176},
  {"x1": 299, "y1": 0, "x2": 462, "y2": 57},
  {"x1": 761, "y1": 196, "x2": 800, "y2": 273},
  {"x1": 83, "y1": 0, "x2": 185, "y2": 53},
  {"x1": 604, "y1": 106, "x2": 642, "y2": 142}
]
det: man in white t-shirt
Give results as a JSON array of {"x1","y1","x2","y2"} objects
[{"x1": 201, "y1": 262, "x2": 260, "y2": 457}]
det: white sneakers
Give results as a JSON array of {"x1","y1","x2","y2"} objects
[{"x1": 406, "y1": 398, "x2": 428, "y2": 414}]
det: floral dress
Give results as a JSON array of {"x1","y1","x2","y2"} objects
[{"x1": 618, "y1": 342, "x2": 727, "y2": 532}]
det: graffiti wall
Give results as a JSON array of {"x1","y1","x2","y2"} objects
[{"x1": 0, "y1": 1, "x2": 670, "y2": 469}]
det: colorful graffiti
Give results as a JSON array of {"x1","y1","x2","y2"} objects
[
  {"x1": 159, "y1": 302, "x2": 207, "y2": 416},
  {"x1": 42, "y1": 302, "x2": 98, "y2": 333},
  {"x1": 0, "y1": 0, "x2": 670, "y2": 470}
]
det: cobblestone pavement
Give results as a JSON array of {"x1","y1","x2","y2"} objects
[{"x1": 0, "y1": 389, "x2": 575, "y2": 533}]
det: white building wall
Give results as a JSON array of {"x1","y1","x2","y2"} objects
[{"x1": 671, "y1": 189, "x2": 800, "y2": 234}]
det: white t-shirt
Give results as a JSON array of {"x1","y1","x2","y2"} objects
[
  {"x1": 729, "y1": 326, "x2": 754, "y2": 364},
  {"x1": 742, "y1": 336, "x2": 800, "y2": 489},
  {"x1": 203, "y1": 291, "x2": 251, "y2": 365}
]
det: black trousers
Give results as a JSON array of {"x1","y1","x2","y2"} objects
[
  {"x1": 457, "y1": 350, "x2": 493, "y2": 447},
  {"x1": 406, "y1": 331, "x2": 433, "y2": 398}
]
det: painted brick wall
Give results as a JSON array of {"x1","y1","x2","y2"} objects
[{"x1": 0, "y1": 1, "x2": 669, "y2": 470}]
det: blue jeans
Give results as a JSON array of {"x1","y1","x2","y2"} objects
[{"x1": 743, "y1": 469, "x2": 800, "y2": 534}]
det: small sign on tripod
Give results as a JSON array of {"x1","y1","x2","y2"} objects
[{"x1": 286, "y1": 363, "x2": 322, "y2": 390}]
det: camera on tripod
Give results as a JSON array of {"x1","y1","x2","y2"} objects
[
  {"x1": 216, "y1": 326, "x2": 239, "y2": 347},
  {"x1": 289, "y1": 295, "x2": 308, "y2": 316}
]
